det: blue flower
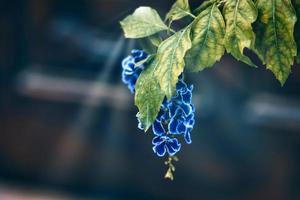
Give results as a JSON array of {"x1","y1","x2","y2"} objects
[
  {"x1": 152, "y1": 118, "x2": 165, "y2": 136},
  {"x1": 136, "y1": 113, "x2": 144, "y2": 130},
  {"x1": 152, "y1": 136, "x2": 181, "y2": 157},
  {"x1": 122, "y1": 50, "x2": 196, "y2": 158},
  {"x1": 168, "y1": 107, "x2": 195, "y2": 144},
  {"x1": 121, "y1": 49, "x2": 148, "y2": 93},
  {"x1": 150, "y1": 76, "x2": 196, "y2": 156},
  {"x1": 166, "y1": 78, "x2": 195, "y2": 143}
]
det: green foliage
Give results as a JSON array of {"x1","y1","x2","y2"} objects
[
  {"x1": 166, "y1": 0, "x2": 192, "y2": 23},
  {"x1": 120, "y1": 0, "x2": 299, "y2": 128},
  {"x1": 223, "y1": 0, "x2": 257, "y2": 67},
  {"x1": 293, "y1": 0, "x2": 300, "y2": 63},
  {"x1": 138, "y1": 34, "x2": 162, "y2": 54},
  {"x1": 134, "y1": 54, "x2": 155, "y2": 68},
  {"x1": 120, "y1": 7, "x2": 168, "y2": 38},
  {"x1": 154, "y1": 27, "x2": 192, "y2": 99},
  {"x1": 135, "y1": 58, "x2": 165, "y2": 131},
  {"x1": 148, "y1": 35, "x2": 163, "y2": 47},
  {"x1": 254, "y1": 0, "x2": 297, "y2": 85},
  {"x1": 185, "y1": 3, "x2": 225, "y2": 72}
]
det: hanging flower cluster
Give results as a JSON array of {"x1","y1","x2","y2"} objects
[
  {"x1": 121, "y1": 49, "x2": 148, "y2": 93},
  {"x1": 121, "y1": 49, "x2": 196, "y2": 179},
  {"x1": 150, "y1": 77, "x2": 195, "y2": 157},
  {"x1": 119, "y1": 0, "x2": 300, "y2": 180}
]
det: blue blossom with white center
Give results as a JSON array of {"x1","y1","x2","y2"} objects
[
  {"x1": 151, "y1": 112, "x2": 182, "y2": 157},
  {"x1": 151, "y1": 77, "x2": 195, "y2": 157},
  {"x1": 121, "y1": 49, "x2": 148, "y2": 93},
  {"x1": 168, "y1": 107, "x2": 195, "y2": 144},
  {"x1": 152, "y1": 136, "x2": 181, "y2": 157},
  {"x1": 167, "y1": 79, "x2": 195, "y2": 144}
]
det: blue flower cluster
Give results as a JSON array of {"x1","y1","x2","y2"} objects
[
  {"x1": 121, "y1": 49, "x2": 148, "y2": 93},
  {"x1": 121, "y1": 50, "x2": 195, "y2": 158},
  {"x1": 151, "y1": 78, "x2": 195, "y2": 157}
]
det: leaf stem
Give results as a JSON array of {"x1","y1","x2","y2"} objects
[
  {"x1": 184, "y1": 10, "x2": 196, "y2": 19},
  {"x1": 169, "y1": 28, "x2": 176, "y2": 34},
  {"x1": 176, "y1": 7, "x2": 196, "y2": 19}
]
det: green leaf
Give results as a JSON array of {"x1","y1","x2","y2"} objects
[
  {"x1": 135, "y1": 54, "x2": 155, "y2": 67},
  {"x1": 138, "y1": 34, "x2": 162, "y2": 55},
  {"x1": 148, "y1": 35, "x2": 163, "y2": 47},
  {"x1": 120, "y1": 7, "x2": 168, "y2": 38},
  {"x1": 254, "y1": 0, "x2": 297, "y2": 85},
  {"x1": 223, "y1": 0, "x2": 258, "y2": 67},
  {"x1": 135, "y1": 58, "x2": 165, "y2": 131},
  {"x1": 293, "y1": 0, "x2": 300, "y2": 63},
  {"x1": 166, "y1": 0, "x2": 192, "y2": 22},
  {"x1": 185, "y1": 3, "x2": 225, "y2": 72},
  {"x1": 154, "y1": 27, "x2": 192, "y2": 99},
  {"x1": 138, "y1": 39, "x2": 156, "y2": 55}
]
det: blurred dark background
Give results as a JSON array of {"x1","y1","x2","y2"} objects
[{"x1": 0, "y1": 0, "x2": 300, "y2": 199}]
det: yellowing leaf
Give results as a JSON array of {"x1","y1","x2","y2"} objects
[
  {"x1": 154, "y1": 27, "x2": 192, "y2": 99},
  {"x1": 293, "y1": 0, "x2": 300, "y2": 63},
  {"x1": 254, "y1": 0, "x2": 297, "y2": 85},
  {"x1": 120, "y1": 7, "x2": 168, "y2": 38},
  {"x1": 223, "y1": 0, "x2": 258, "y2": 67},
  {"x1": 185, "y1": 3, "x2": 225, "y2": 72},
  {"x1": 166, "y1": 0, "x2": 191, "y2": 22},
  {"x1": 135, "y1": 58, "x2": 165, "y2": 131}
]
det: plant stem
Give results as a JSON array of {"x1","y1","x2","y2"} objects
[
  {"x1": 184, "y1": 10, "x2": 196, "y2": 19},
  {"x1": 169, "y1": 28, "x2": 176, "y2": 34}
]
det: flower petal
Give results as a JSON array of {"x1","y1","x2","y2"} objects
[
  {"x1": 131, "y1": 49, "x2": 148, "y2": 62},
  {"x1": 177, "y1": 121, "x2": 186, "y2": 134},
  {"x1": 121, "y1": 50, "x2": 147, "y2": 93},
  {"x1": 166, "y1": 138, "x2": 181, "y2": 156},
  {"x1": 169, "y1": 117, "x2": 179, "y2": 134},
  {"x1": 181, "y1": 90, "x2": 192, "y2": 104},
  {"x1": 152, "y1": 136, "x2": 164, "y2": 145},
  {"x1": 131, "y1": 49, "x2": 142, "y2": 57},
  {"x1": 176, "y1": 79, "x2": 187, "y2": 91},
  {"x1": 122, "y1": 56, "x2": 133, "y2": 67},
  {"x1": 168, "y1": 103, "x2": 177, "y2": 117},
  {"x1": 152, "y1": 119, "x2": 165, "y2": 136},
  {"x1": 184, "y1": 132, "x2": 192, "y2": 144},
  {"x1": 136, "y1": 113, "x2": 144, "y2": 130},
  {"x1": 153, "y1": 142, "x2": 166, "y2": 157},
  {"x1": 180, "y1": 103, "x2": 192, "y2": 116}
]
